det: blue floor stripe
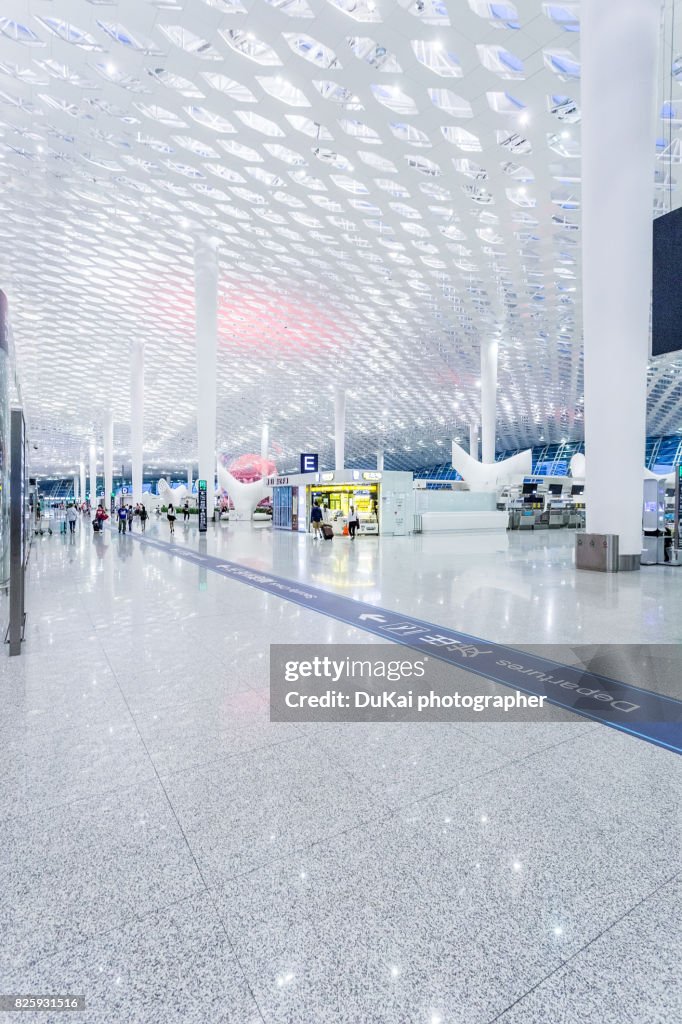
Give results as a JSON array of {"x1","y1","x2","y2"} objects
[{"x1": 114, "y1": 529, "x2": 682, "y2": 755}]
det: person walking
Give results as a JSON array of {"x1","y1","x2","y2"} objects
[
  {"x1": 183, "y1": 499, "x2": 190, "y2": 522},
  {"x1": 95, "y1": 505, "x2": 108, "y2": 531},
  {"x1": 310, "y1": 501, "x2": 323, "y2": 539},
  {"x1": 66, "y1": 504, "x2": 78, "y2": 534},
  {"x1": 348, "y1": 504, "x2": 360, "y2": 541},
  {"x1": 117, "y1": 503, "x2": 128, "y2": 534},
  {"x1": 139, "y1": 504, "x2": 148, "y2": 532},
  {"x1": 167, "y1": 503, "x2": 176, "y2": 536}
]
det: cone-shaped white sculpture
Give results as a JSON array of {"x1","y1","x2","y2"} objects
[{"x1": 451, "y1": 442, "x2": 532, "y2": 492}]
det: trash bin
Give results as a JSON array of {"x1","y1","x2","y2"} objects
[{"x1": 575, "y1": 533, "x2": 619, "y2": 572}]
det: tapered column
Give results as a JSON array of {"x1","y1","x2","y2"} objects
[
  {"x1": 79, "y1": 460, "x2": 86, "y2": 506},
  {"x1": 376, "y1": 447, "x2": 384, "y2": 472},
  {"x1": 582, "y1": 0, "x2": 660, "y2": 566},
  {"x1": 469, "y1": 423, "x2": 480, "y2": 462},
  {"x1": 187, "y1": 464, "x2": 193, "y2": 495},
  {"x1": 73, "y1": 475, "x2": 79, "y2": 502},
  {"x1": 88, "y1": 442, "x2": 97, "y2": 508},
  {"x1": 334, "y1": 387, "x2": 346, "y2": 471},
  {"x1": 131, "y1": 341, "x2": 144, "y2": 503},
  {"x1": 103, "y1": 408, "x2": 114, "y2": 511},
  {"x1": 260, "y1": 422, "x2": 269, "y2": 465},
  {"x1": 195, "y1": 238, "x2": 218, "y2": 494},
  {"x1": 480, "y1": 340, "x2": 498, "y2": 464}
]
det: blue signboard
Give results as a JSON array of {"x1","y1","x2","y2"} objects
[{"x1": 300, "y1": 453, "x2": 318, "y2": 473}]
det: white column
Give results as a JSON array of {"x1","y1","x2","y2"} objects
[
  {"x1": 195, "y1": 238, "x2": 218, "y2": 494},
  {"x1": 334, "y1": 387, "x2": 346, "y2": 471},
  {"x1": 260, "y1": 422, "x2": 269, "y2": 465},
  {"x1": 73, "y1": 475, "x2": 79, "y2": 502},
  {"x1": 104, "y1": 408, "x2": 114, "y2": 511},
  {"x1": 88, "y1": 442, "x2": 97, "y2": 508},
  {"x1": 469, "y1": 423, "x2": 480, "y2": 462},
  {"x1": 79, "y1": 460, "x2": 86, "y2": 506},
  {"x1": 187, "y1": 464, "x2": 193, "y2": 495},
  {"x1": 131, "y1": 341, "x2": 144, "y2": 503},
  {"x1": 582, "y1": 0, "x2": 660, "y2": 564},
  {"x1": 480, "y1": 340, "x2": 498, "y2": 464},
  {"x1": 376, "y1": 447, "x2": 384, "y2": 472}
]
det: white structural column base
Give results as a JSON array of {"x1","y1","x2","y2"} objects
[{"x1": 581, "y1": 0, "x2": 660, "y2": 568}]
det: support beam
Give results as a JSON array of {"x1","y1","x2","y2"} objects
[
  {"x1": 480, "y1": 340, "x2": 498, "y2": 465},
  {"x1": 376, "y1": 447, "x2": 384, "y2": 472},
  {"x1": 581, "y1": 0, "x2": 660, "y2": 567},
  {"x1": 195, "y1": 238, "x2": 218, "y2": 496},
  {"x1": 88, "y1": 442, "x2": 97, "y2": 508},
  {"x1": 260, "y1": 422, "x2": 269, "y2": 465},
  {"x1": 131, "y1": 341, "x2": 144, "y2": 504},
  {"x1": 79, "y1": 460, "x2": 86, "y2": 507},
  {"x1": 103, "y1": 408, "x2": 113, "y2": 512},
  {"x1": 334, "y1": 387, "x2": 346, "y2": 471},
  {"x1": 469, "y1": 423, "x2": 480, "y2": 462}
]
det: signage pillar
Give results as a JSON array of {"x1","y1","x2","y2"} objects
[{"x1": 198, "y1": 479, "x2": 208, "y2": 533}]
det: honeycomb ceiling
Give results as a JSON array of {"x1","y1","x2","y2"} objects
[{"x1": 1, "y1": 0, "x2": 681, "y2": 477}]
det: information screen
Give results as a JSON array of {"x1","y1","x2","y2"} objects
[
  {"x1": 198, "y1": 479, "x2": 207, "y2": 532},
  {"x1": 652, "y1": 206, "x2": 682, "y2": 357}
]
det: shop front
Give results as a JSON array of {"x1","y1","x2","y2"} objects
[{"x1": 268, "y1": 470, "x2": 413, "y2": 536}]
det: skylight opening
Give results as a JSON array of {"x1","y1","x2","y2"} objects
[
  {"x1": 412, "y1": 41, "x2": 462, "y2": 77},
  {"x1": 221, "y1": 29, "x2": 283, "y2": 65}
]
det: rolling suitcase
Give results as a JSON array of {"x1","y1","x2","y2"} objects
[{"x1": 321, "y1": 524, "x2": 334, "y2": 541}]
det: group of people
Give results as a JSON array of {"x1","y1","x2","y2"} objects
[{"x1": 116, "y1": 503, "x2": 148, "y2": 533}]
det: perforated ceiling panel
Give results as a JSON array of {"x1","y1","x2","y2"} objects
[{"x1": 0, "y1": 1, "x2": 681, "y2": 476}]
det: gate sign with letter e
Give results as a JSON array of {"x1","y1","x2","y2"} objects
[
  {"x1": 300, "y1": 453, "x2": 318, "y2": 473},
  {"x1": 198, "y1": 479, "x2": 207, "y2": 533}
]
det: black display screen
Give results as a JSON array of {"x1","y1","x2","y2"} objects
[{"x1": 652, "y1": 206, "x2": 682, "y2": 357}]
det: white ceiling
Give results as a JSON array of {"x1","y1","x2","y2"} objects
[{"x1": 1, "y1": 0, "x2": 681, "y2": 477}]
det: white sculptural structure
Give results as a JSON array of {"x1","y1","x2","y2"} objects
[
  {"x1": 217, "y1": 463, "x2": 270, "y2": 520},
  {"x1": 451, "y1": 441, "x2": 533, "y2": 492}
]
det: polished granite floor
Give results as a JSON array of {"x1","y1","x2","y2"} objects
[{"x1": 0, "y1": 520, "x2": 680, "y2": 1023}]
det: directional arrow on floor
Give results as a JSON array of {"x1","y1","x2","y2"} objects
[{"x1": 358, "y1": 613, "x2": 387, "y2": 622}]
